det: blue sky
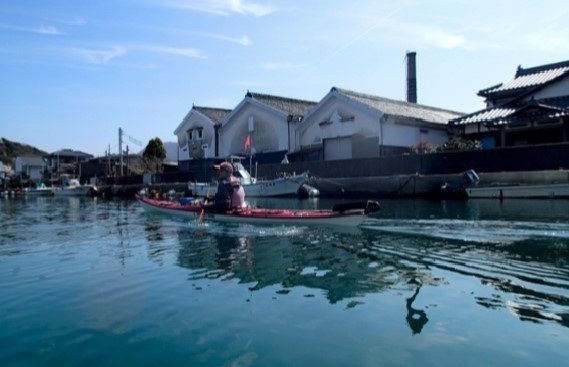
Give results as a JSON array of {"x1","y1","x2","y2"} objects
[{"x1": 2, "y1": 0, "x2": 568, "y2": 157}]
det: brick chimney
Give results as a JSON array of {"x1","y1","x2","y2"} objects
[{"x1": 406, "y1": 51, "x2": 417, "y2": 104}]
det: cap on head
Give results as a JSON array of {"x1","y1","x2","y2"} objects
[{"x1": 219, "y1": 162, "x2": 233, "y2": 173}]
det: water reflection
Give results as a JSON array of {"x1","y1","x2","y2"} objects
[
  {"x1": 173, "y1": 223, "x2": 438, "y2": 334},
  {"x1": 168, "y1": 203, "x2": 569, "y2": 333},
  {"x1": 406, "y1": 283, "x2": 429, "y2": 334}
]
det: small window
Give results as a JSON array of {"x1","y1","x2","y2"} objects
[
  {"x1": 188, "y1": 129, "x2": 193, "y2": 140},
  {"x1": 197, "y1": 128, "x2": 203, "y2": 139}
]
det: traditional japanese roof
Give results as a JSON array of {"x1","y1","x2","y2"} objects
[
  {"x1": 449, "y1": 96, "x2": 569, "y2": 126},
  {"x1": 332, "y1": 87, "x2": 463, "y2": 124},
  {"x1": 246, "y1": 91, "x2": 317, "y2": 116},
  {"x1": 174, "y1": 105, "x2": 232, "y2": 135},
  {"x1": 193, "y1": 106, "x2": 231, "y2": 125},
  {"x1": 451, "y1": 59, "x2": 569, "y2": 127},
  {"x1": 478, "y1": 60, "x2": 569, "y2": 98}
]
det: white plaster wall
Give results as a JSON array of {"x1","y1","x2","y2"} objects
[
  {"x1": 176, "y1": 112, "x2": 216, "y2": 160},
  {"x1": 528, "y1": 77, "x2": 569, "y2": 100},
  {"x1": 383, "y1": 118, "x2": 448, "y2": 147},
  {"x1": 298, "y1": 95, "x2": 448, "y2": 156},
  {"x1": 219, "y1": 103, "x2": 288, "y2": 157},
  {"x1": 298, "y1": 97, "x2": 380, "y2": 152}
]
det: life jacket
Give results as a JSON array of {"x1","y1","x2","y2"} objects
[{"x1": 225, "y1": 176, "x2": 245, "y2": 208}]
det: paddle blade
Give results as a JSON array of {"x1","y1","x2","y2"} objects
[
  {"x1": 332, "y1": 200, "x2": 380, "y2": 214},
  {"x1": 198, "y1": 189, "x2": 211, "y2": 224},
  {"x1": 364, "y1": 200, "x2": 380, "y2": 214}
]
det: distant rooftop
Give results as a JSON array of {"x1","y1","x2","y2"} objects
[
  {"x1": 478, "y1": 59, "x2": 569, "y2": 98},
  {"x1": 246, "y1": 91, "x2": 317, "y2": 116},
  {"x1": 333, "y1": 87, "x2": 463, "y2": 124}
]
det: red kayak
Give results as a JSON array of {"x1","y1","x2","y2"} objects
[{"x1": 135, "y1": 194, "x2": 379, "y2": 227}]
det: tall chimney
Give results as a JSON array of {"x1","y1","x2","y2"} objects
[{"x1": 406, "y1": 51, "x2": 417, "y2": 104}]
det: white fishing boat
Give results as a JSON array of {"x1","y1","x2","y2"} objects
[
  {"x1": 23, "y1": 183, "x2": 53, "y2": 196},
  {"x1": 188, "y1": 161, "x2": 312, "y2": 198},
  {"x1": 466, "y1": 182, "x2": 569, "y2": 199},
  {"x1": 52, "y1": 178, "x2": 95, "y2": 197}
]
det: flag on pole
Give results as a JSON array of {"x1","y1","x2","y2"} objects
[{"x1": 244, "y1": 134, "x2": 251, "y2": 149}]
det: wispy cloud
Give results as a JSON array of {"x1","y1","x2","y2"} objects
[
  {"x1": 377, "y1": 20, "x2": 472, "y2": 50},
  {"x1": 136, "y1": 45, "x2": 207, "y2": 58},
  {"x1": 327, "y1": 3, "x2": 409, "y2": 59},
  {"x1": 38, "y1": 25, "x2": 63, "y2": 35},
  {"x1": 70, "y1": 46, "x2": 127, "y2": 64},
  {"x1": 67, "y1": 44, "x2": 206, "y2": 65},
  {"x1": 155, "y1": 0, "x2": 276, "y2": 16},
  {"x1": 200, "y1": 32, "x2": 252, "y2": 46},
  {"x1": 0, "y1": 22, "x2": 64, "y2": 35}
]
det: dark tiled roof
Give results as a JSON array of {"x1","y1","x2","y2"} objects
[
  {"x1": 246, "y1": 91, "x2": 317, "y2": 116},
  {"x1": 449, "y1": 96, "x2": 569, "y2": 126},
  {"x1": 49, "y1": 149, "x2": 93, "y2": 158},
  {"x1": 18, "y1": 156, "x2": 46, "y2": 166},
  {"x1": 193, "y1": 106, "x2": 231, "y2": 125},
  {"x1": 478, "y1": 60, "x2": 569, "y2": 97},
  {"x1": 333, "y1": 87, "x2": 463, "y2": 124}
]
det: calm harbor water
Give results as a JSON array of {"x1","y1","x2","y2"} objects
[{"x1": 1, "y1": 195, "x2": 569, "y2": 366}]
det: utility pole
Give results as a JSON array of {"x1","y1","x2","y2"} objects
[{"x1": 119, "y1": 128, "x2": 124, "y2": 176}]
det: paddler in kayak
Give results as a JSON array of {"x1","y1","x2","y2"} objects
[{"x1": 202, "y1": 161, "x2": 245, "y2": 212}]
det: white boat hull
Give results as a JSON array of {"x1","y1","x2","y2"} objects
[
  {"x1": 23, "y1": 188, "x2": 54, "y2": 196},
  {"x1": 53, "y1": 186, "x2": 93, "y2": 196},
  {"x1": 466, "y1": 183, "x2": 569, "y2": 198},
  {"x1": 189, "y1": 172, "x2": 309, "y2": 197}
]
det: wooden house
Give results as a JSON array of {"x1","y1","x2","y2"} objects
[{"x1": 449, "y1": 60, "x2": 569, "y2": 148}]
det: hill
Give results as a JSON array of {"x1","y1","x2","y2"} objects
[{"x1": 0, "y1": 138, "x2": 48, "y2": 165}]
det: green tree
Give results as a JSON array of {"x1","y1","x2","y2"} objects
[{"x1": 142, "y1": 137, "x2": 167, "y2": 173}]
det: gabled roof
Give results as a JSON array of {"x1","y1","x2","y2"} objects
[
  {"x1": 193, "y1": 106, "x2": 231, "y2": 125},
  {"x1": 332, "y1": 87, "x2": 463, "y2": 124},
  {"x1": 449, "y1": 96, "x2": 569, "y2": 126},
  {"x1": 17, "y1": 156, "x2": 46, "y2": 166},
  {"x1": 246, "y1": 91, "x2": 317, "y2": 116},
  {"x1": 174, "y1": 105, "x2": 232, "y2": 134},
  {"x1": 478, "y1": 60, "x2": 569, "y2": 98}
]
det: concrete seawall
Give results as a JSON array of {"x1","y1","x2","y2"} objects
[
  {"x1": 307, "y1": 170, "x2": 569, "y2": 198},
  {"x1": 96, "y1": 169, "x2": 569, "y2": 199}
]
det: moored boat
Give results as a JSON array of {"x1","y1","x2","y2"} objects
[
  {"x1": 466, "y1": 182, "x2": 569, "y2": 199},
  {"x1": 135, "y1": 194, "x2": 379, "y2": 227},
  {"x1": 188, "y1": 161, "x2": 313, "y2": 198},
  {"x1": 52, "y1": 178, "x2": 96, "y2": 196},
  {"x1": 23, "y1": 183, "x2": 53, "y2": 196}
]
